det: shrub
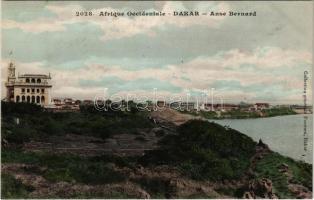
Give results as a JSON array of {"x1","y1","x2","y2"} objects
[
  {"x1": 5, "y1": 125, "x2": 38, "y2": 144},
  {"x1": 1, "y1": 173, "x2": 34, "y2": 198},
  {"x1": 141, "y1": 120, "x2": 256, "y2": 180}
]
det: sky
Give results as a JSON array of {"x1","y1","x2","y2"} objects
[{"x1": 1, "y1": 1, "x2": 313, "y2": 104}]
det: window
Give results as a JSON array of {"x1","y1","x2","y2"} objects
[
  {"x1": 31, "y1": 78, "x2": 35, "y2": 83},
  {"x1": 26, "y1": 78, "x2": 30, "y2": 83},
  {"x1": 37, "y1": 79, "x2": 41, "y2": 83},
  {"x1": 31, "y1": 88, "x2": 35, "y2": 93},
  {"x1": 31, "y1": 96, "x2": 35, "y2": 103},
  {"x1": 41, "y1": 96, "x2": 45, "y2": 103},
  {"x1": 37, "y1": 89, "x2": 40, "y2": 93},
  {"x1": 22, "y1": 96, "x2": 25, "y2": 102},
  {"x1": 27, "y1": 89, "x2": 30, "y2": 93},
  {"x1": 16, "y1": 95, "x2": 20, "y2": 102},
  {"x1": 36, "y1": 96, "x2": 40, "y2": 103},
  {"x1": 41, "y1": 89, "x2": 45, "y2": 93},
  {"x1": 21, "y1": 88, "x2": 25, "y2": 93}
]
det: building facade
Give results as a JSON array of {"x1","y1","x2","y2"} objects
[{"x1": 5, "y1": 62, "x2": 52, "y2": 106}]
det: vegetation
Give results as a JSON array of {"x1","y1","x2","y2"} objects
[
  {"x1": 262, "y1": 107, "x2": 297, "y2": 117},
  {"x1": 2, "y1": 149, "x2": 128, "y2": 185},
  {"x1": 1, "y1": 173, "x2": 34, "y2": 198},
  {"x1": 140, "y1": 120, "x2": 257, "y2": 180},
  {"x1": 1, "y1": 102, "x2": 311, "y2": 199},
  {"x1": 181, "y1": 107, "x2": 297, "y2": 119},
  {"x1": 1, "y1": 101, "x2": 154, "y2": 144},
  {"x1": 220, "y1": 109, "x2": 260, "y2": 119},
  {"x1": 255, "y1": 152, "x2": 312, "y2": 198}
]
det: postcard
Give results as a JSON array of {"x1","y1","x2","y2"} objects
[{"x1": 1, "y1": 1, "x2": 313, "y2": 199}]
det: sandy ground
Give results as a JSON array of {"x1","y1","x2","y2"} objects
[{"x1": 150, "y1": 108, "x2": 201, "y2": 126}]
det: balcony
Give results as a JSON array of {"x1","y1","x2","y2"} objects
[{"x1": 6, "y1": 80, "x2": 52, "y2": 87}]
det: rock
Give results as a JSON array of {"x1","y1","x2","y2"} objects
[
  {"x1": 245, "y1": 178, "x2": 278, "y2": 199},
  {"x1": 243, "y1": 191, "x2": 255, "y2": 199},
  {"x1": 257, "y1": 139, "x2": 269, "y2": 149},
  {"x1": 278, "y1": 163, "x2": 289, "y2": 173},
  {"x1": 288, "y1": 184, "x2": 312, "y2": 199},
  {"x1": 2, "y1": 138, "x2": 9, "y2": 148}
]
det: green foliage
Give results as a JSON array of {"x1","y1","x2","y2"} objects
[
  {"x1": 181, "y1": 107, "x2": 297, "y2": 119},
  {"x1": 255, "y1": 152, "x2": 312, "y2": 198},
  {"x1": 1, "y1": 102, "x2": 155, "y2": 144},
  {"x1": 141, "y1": 120, "x2": 256, "y2": 180},
  {"x1": 4, "y1": 126, "x2": 37, "y2": 144},
  {"x1": 42, "y1": 118, "x2": 65, "y2": 135},
  {"x1": 134, "y1": 177, "x2": 169, "y2": 198},
  {"x1": 180, "y1": 110, "x2": 218, "y2": 119},
  {"x1": 221, "y1": 109, "x2": 260, "y2": 119},
  {"x1": 262, "y1": 107, "x2": 296, "y2": 117},
  {"x1": 199, "y1": 111, "x2": 218, "y2": 119},
  {"x1": 1, "y1": 173, "x2": 34, "y2": 198},
  {"x1": 43, "y1": 162, "x2": 125, "y2": 184},
  {"x1": 2, "y1": 149, "x2": 41, "y2": 164},
  {"x1": 2, "y1": 149, "x2": 126, "y2": 185},
  {"x1": 1, "y1": 101, "x2": 42, "y2": 116}
]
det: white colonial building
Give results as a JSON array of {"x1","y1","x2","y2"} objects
[{"x1": 5, "y1": 62, "x2": 52, "y2": 106}]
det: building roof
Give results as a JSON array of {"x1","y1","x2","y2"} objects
[
  {"x1": 19, "y1": 74, "x2": 51, "y2": 78},
  {"x1": 255, "y1": 103, "x2": 269, "y2": 106}
]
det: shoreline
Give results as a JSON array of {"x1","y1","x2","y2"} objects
[
  {"x1": 211, "y1": 113, "x2": 312, "y2": 120},
  {"x1": 180, "y1": 108, "x2": 311, "y2": 120}
]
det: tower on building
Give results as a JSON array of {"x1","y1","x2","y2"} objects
[{"x1": 5, "y1": 62, "x2": 52, "y2": 106}]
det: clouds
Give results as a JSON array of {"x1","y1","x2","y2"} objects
[
  {"x1": 1, "y1": 1, "x2": 312, "y2": 104},
  {"x1": 2, "y1": 45, "x2": 311, "y2": 103},
  {"x1": 2, "y1": 2, "x2": 229, "y2": 41}
]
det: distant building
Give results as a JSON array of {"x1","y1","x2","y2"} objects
[
  {"x1": 82, "y1": 100, "x2": 94, "y2": 105},
  {"x1": 291, "y1": 105, "x2": 313, "y2": 114},
  {"x1": 254, "y1": 103, "x2": 270, "y2": 110},
  {"x1": 52, "y1": 98, "x2": 63, "y2": 106},
  {"x1": 51, "y1": 97, "x2": 80, "y2": 112},
  {"x1": 169, "y1": 102, "x2": 196, "y2": 111},
  {"x1": 222, "y1": 104, "x2": 239, "y2": 111},
  {"x1": 202, "y1": 103, "x2": 239, "y2": 111},
  {"x1": 156, "y1": 100, "x2": 166, "y2": 108},
  {"x1": 64, "y1": 98, "x2": 74, "y2": 105},
  {"x1": 5, "y1": 62, "x2": 52, "y2": 106},
  {"x1": 75, "y1": 100, "x2": 82, "y2": 105}
]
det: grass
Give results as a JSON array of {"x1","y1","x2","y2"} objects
[
  {"x1": 141, "y1": 120, "x2": 256, "y2": 181},
  {"x1": 255, "y1": 152, "x2": 312, "y2": 198},
  {"x1": 133, "y1": 177, "x2": 169, "y2": 198},
  {"x1": 1, "y1": 102, "x2": 311, "y2": 198},
  {"x1": 1, "y1": 173, "x2": 35, "y2": 198},
  {"x1": 180, "y1": 107, "x2": 297, "y2": 119},
  {"x1": 2, "y1": 149, "x2": 127, "y2": 185},
  {"x1": 1, "y1": 101, "x2": 155, "y2": 144},
  {"x1": 262, "y1": 107, "x2": 296, "y2": 117}
]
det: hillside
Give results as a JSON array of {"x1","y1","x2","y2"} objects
[{"x1": 1, "y1": 102, "x2": 312, "y2": 198}]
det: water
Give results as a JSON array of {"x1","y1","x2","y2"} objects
[{"x1": 211, "y1": 114, "x2": 313, "y2": 163}]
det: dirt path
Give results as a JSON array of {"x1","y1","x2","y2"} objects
[{"x1": 150, "y1": 108, "x2": 201, "y2": 126}]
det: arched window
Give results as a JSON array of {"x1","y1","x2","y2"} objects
[
  {"x1": 26, "y1": 78, "x2": 30, "y2": 83},
  {"x1": 22, "y1": 96, "x2": 25, "y2": 102},
  {"x1": 31, "y1": 78, "x2": 35, "y2": 83},
  {"x1": 27, "y1": 96, "x2": 30, "y2": 103},
  {"x1": 37, "y1": 79, "x2": 41, "y2": 83},
  {"x1": 36, "y1": 96, "x2": 40, "y2": 104},
  {"x1": 16, "y1": 95, "x2": 20, "y2": 102},
  {"x1": 31, "y1": 96, "x2": 35, "y2": 103},
  {"x1": 41, "y1": 96, "x2": 45, "y2": 103}
]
